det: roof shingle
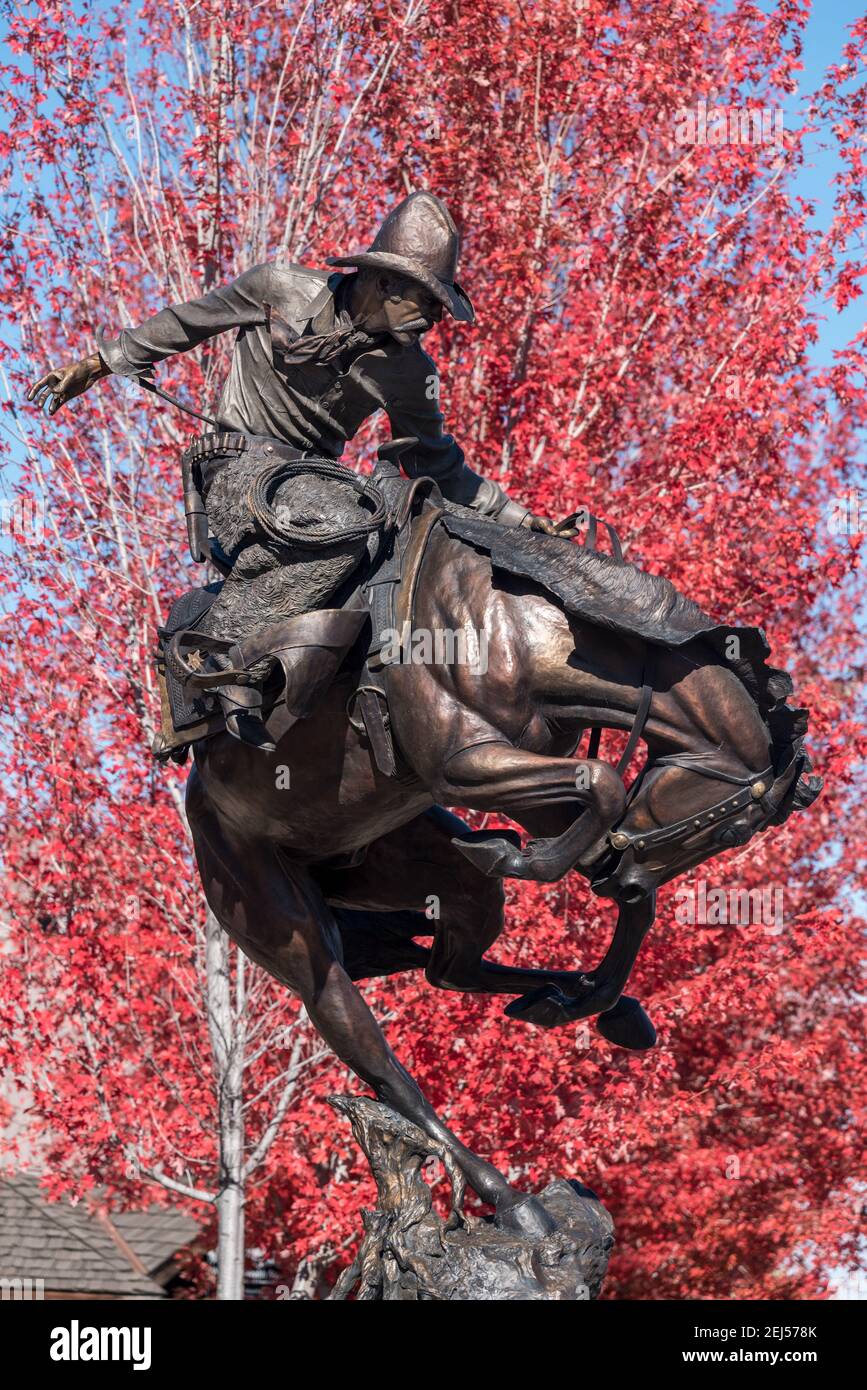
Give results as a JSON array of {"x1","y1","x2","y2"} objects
[{"x1": 0, "y1": 1175, "x2": 198, "y2": 1299}]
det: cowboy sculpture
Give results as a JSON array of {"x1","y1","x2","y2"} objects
[
  {"x1": 29, "y1": 191, "x2": 569, "y2": 752},
  {"x1": 28, "y1": 191, "x2": 552, "y2": 532}
]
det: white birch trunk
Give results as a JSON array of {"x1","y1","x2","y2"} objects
[{"x1": 207, "y1": 909, "x2": 247, "y2": 1300}]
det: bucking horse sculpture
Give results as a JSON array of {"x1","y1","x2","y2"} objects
[
  {"x1": 170, "y1": 444, "x2": 820, "y2": 1242},
  {"x1": 29, "y1": 189, "x2": 821, "y2": 1248}
]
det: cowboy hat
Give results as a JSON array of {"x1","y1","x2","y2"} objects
[{"x1": 327, "y1": 191, "x2": 475, "y2": 324}]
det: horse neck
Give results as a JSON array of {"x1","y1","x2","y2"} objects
[
  {"x1": 427, "y1": 537, "x2": 771, "y2": 783},
  {"x1": 543, "y1": 627, "x2": 773, "y2": 785},
  {"x1": 658, "y1": 653, "x2": 772, "y2": 779}
]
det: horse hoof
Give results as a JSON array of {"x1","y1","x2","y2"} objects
[
  {"x1": 494, "y1": 1193, "x2": 557, "y2": 1239},
  {"x1": 451, "y1": 831, "x2": 523, "y2": 878},
  {"x1": 595, "y1": 995, "x2": 657, "y2": 1050},
  {"x1": 504, "y1": 984, "x2": 579, "y2": 1028}
]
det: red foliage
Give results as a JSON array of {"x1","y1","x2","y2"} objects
[{"x1": 0, "y1": 0, "x2": 864, "y2": 1299}]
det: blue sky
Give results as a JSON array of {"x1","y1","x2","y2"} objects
[
  {"x1": 783, "y1": 0, "x2": 865, "y2": 366},
  {"x1": 783, "y1": 7, "x2": 865, "y2": 1298}
]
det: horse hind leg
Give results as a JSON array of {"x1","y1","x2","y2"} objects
[
  {"x1": 315, "y1": 805, "x2": 594, "y2": 1000},
  {"x1": 185, "y1": 771, "x2": 556, "y2": 1238},
  {"x1": 328, "y1": 905, "x2": 433, "y2": 982}
]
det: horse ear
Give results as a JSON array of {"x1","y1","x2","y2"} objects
[{"x1": 770, "y1": 768, "x2": 823, "y2": 824}]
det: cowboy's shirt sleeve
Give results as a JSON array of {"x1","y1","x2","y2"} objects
[
  {"x1": 386, "y1": 350, "x2": 531, "y2": 526},
  {"x1": 96, "y1": 265, "x2": 272, "y2": 377}
]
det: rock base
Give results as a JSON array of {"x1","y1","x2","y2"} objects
[{"x1": 328, "y1": 1095, "x2": 614, "y2": 1301}]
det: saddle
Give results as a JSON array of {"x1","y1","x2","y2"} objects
[{"x1": 152, "y1": 437, "x2": 443, "y2": 768}]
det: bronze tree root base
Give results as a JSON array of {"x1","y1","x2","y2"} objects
[{"x1": 327, "y1": 1095, "x2": 614, "y2": 1301}]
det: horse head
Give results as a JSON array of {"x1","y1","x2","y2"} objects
[{"x1": 586, "y1": 735, "x2": 822, "y2": 907}]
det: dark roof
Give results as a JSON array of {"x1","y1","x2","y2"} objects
[
  {"x1": 0, "y1": 1174, "x2": 199, "y2": 1299},
  {"x1": 112, "y1": 1209, "x2": 200, "y2": 1282}
]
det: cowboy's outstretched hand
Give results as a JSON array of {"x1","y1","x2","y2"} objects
[{"x1": 27, "y1": 351, "x2": 111, "y2": 416}]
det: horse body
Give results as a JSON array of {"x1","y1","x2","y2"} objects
[
  {"x1": 187, "y1": 518, "x2": 817, "y2": 1234},
  {"x1": 191, "y1": 676, "x2": 432, "y2": 856}
]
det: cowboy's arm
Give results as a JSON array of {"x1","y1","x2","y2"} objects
[
  {"x1": 386, "y1": 357, "x2": 534, "y2": 527},
  {"x1": 27, "y1": 264, "x2": 272, "y2": 414},
  {"x1": 96, "y1": 263, "x2": 272, "y2": 376}
]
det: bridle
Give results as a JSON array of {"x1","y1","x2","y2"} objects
[
  {"x1": 606, "y1": 753, "x2": 776, "y2": 862},
  {"x1": 560, "y1": 512, "x2": 782, "y2": 866},
  {"x1": 582, "y1": 655, "x2": 775, "y2": 864}
]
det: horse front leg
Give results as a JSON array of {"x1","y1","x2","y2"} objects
[
  {"x1": 433, "y1": 743, "x2": 656, "y2": 1039},
  {"x1": 316, "y1": 805, "x2": 609, "y2": 1002},
  {"x1": 503, "y1": 894, "x2": 657, "y2": 1046},
  {"x1": 440, "y1": 741, "x2": 625, "y2": 883}
]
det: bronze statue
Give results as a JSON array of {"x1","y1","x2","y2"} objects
[
  {"x1": 28, "y1": 189, "x2": 821, "y2": 1292},
  {"x1": 176, "y1": 480, "x2": 819, "y2": 1242}
]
